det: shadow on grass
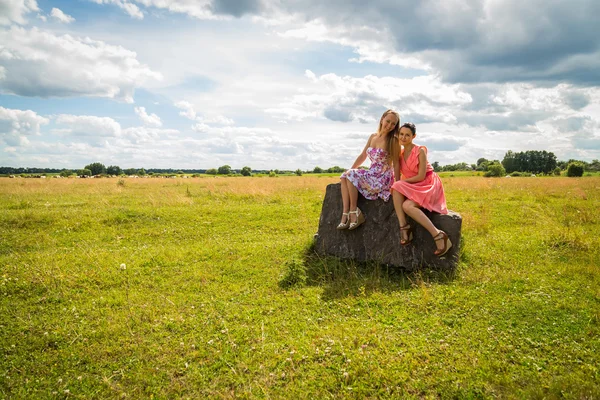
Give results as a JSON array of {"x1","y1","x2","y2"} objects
[{"x1": 279, "y1": 241, "x2": 460, "y2": 301}]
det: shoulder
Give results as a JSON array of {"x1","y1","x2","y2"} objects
[
  {"x1": 418, "y1": 145, "x2": 428, "y2": 155},
  {"x1": 366, "y1": 132, "x2": 377, "y2": 144}
]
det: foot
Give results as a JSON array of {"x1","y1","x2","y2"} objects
[
  {"x1": 348, "y1": 208, "x2": 365, "y2": 230},
  {"x1": 337, "y1": 212, "x2": 350, "y2": 230},
  {"x1": 400, "y1": 224, "x2": 413, "y2": 245},
  {"x1": 433, "y1": 231, "x2": 453, "y2": 257}
]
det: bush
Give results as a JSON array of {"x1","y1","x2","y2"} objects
[
  {"x1": 218, "y1": 165, "x2": 232, "y2": 175},
  {"x1": 484, "y1": 163, "x2": 506, "y2": 177},
  {"x1": 206, "y1": 168, "x2": 217, "y2": 175},
  {"x1": 240, "y1": 166, "x2": 252, "y2": 176},
  {"x1": 295, "y1": 169, "x2": 302, "y2": 176},
  {"x1": 269, "y1": 171, "x2": 277, "y2": 177},
  {"x1": 510, "y1": 171, "x2": 522, "y2": 177},
  {"x1": 553, "y1": 167, "x2": 561, "y2": 176},
  {"x1": 566, "y1": 162, "x2": 584, "y2": 177},
  {"x1": 278, "y1": 258, "x2": 307, "y2": 289}
]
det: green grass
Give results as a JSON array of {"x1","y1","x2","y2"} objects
[{"x1": 1, "y1": 176, "x2": 599, "y2": 399}]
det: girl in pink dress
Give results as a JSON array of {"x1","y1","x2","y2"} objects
[
  {"x1": 338, "y1": 110, "x2": 401, "y2": 230},
  {"x1": 391, "y1": 123, "x2": 452, "y2": 256}
]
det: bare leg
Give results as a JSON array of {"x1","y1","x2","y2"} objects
[
  {"x1": 340, "y1": 177, "x2": 350, "y2": 224},
  {"x1": 347, "y1": 179, "x2": 359, "y2": 223},
  {"x1": 392, "y1": 190, "x2": 410, "y2": 242},
  {"x1": 402, "y1": 200, "x2": 444, "y2": 251}
]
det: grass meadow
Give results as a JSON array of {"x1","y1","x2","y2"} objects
[{"x1": 1, "y1": 175, "x2": 599, "y2": 399}]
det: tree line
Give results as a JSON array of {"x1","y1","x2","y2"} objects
[{"x1": 2, "y1": 153, "x2": 598, "y2": 177}]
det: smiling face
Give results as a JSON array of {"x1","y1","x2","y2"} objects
[
  {"x1": 398, "y1": 126, "x2": 416, "y2": 145},
  {"x1": 379, "y1": 112, "x2": 399, "y2": 134}
]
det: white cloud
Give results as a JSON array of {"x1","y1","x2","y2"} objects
[
  {"x1": 0, "y1": 106, "x2": 49, "y2": 146},
  {"x1": 174, "y1": 101, "x2": 196, "y2": 120},
  {"x1": 0, "y1": 26, "x2": 162, "y2": 103},
  {"x1": 50, "y1": 7, "x2": 75, "y2": 23},
  {"x1": 90, "y1": 0, "x2": 143, "y2": 19},
  {"x1": 134, "y1": 106, "x2": 162, "y2": 127},
  {"x1": 54, "y1": 114, "x2": 122, "y2": 147},
  {"x1": 0, "y1": 0, "x2": 39, "y2": 26}
]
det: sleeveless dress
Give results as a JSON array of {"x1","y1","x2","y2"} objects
[
  {"x1": 340, "y1": 147, "x2": 394, "y2": 202},
  {"x1": 391, "y1": 145, "x2": 448, "y2": 214}
]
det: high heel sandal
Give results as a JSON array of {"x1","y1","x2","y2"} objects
[
  {"x1": 336, "y1": 212, "x2": 350, "y2": 230},
  {"x1": 433, "y1": 231, "x2": 453, "y2": 257},
  {"x1": 400, "y1": 224, "x2": 413, "y2": 245},
  {"x1": 348, "y1": 207, "x2": 365, "y2": 230}
]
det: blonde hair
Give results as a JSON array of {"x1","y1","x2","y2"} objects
[{"x1": 377, "y1": 109, "x2": 401, "y2": 164}]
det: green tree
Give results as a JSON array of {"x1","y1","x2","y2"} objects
[
  {"x1": 432, "y1": 161, "x2": 440, "y2": 172},
  {"x1": 566, "y1": 162, "x2": 584, "y2": 177},
  {"x1": 313, "y1": 166, "x2": 323, "y2": 173},
  {"x1": 77, "y1": 169, "x2": 92, "y2": 177},
  {"x1": 84, "y1": 162, "x2": 106, "y2": 176},
  {"x1": 138, "y1": 168, "x2": 147, "y2": 176},
  {"x1": 59, "y1": 169, "x2": 73, "y2": 177},
  {"x1": 106, "y1": 165, "x2": 122, "y2": 175},
  {"x1": 484, "y1": 163, "x2": 506, "y2": 177},
  {"x1": 123, "y1": 168, "x2": 137, "y2": 176},
  {"x1": 240, "y1": 166, "x2": 252, "y2": 176},
  {"x1": 206, "y1": 168, "x2": 217, "y2": 175},
  {"x1": 218, "y1": 165, "x2": 232, "y2": 175},
  {"x1": 295, "y1": 169, "x2": 302, "y2": 176}
]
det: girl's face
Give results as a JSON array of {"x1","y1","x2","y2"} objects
[
  {"x1": 398, "y1": 127, "x2": 415, "y2": 145},
  {"x1": 380, "y1": 113, "x2": 398, "y2": 133}
]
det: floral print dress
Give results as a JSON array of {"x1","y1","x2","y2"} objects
[{"x1": 340, "y1": 147, "x2": 394, "y2": 201}]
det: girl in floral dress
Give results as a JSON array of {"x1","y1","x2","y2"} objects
[
  {"x1": 338, "y1": 110, "x2": 401, "y2": 230},
  {"x1": 391, "y1": 122, "x2": 452, "y2": 256}
]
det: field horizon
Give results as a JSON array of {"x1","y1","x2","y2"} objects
[{"x1": 1, "y1": 176, "x2": 599, "y2": 398}]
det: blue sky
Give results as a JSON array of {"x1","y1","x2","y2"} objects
[{"x1": 1, "y1": 0, "x2": 599, "y2": 170}]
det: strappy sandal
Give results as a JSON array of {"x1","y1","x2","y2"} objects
[
  {"x1": 336, "y1": 212, "x2": 350, "y2": 230},
  {"x1": 433, "y1": 231, "x2": 453, "y2": 257},
  {"x1": 348, "y1": 207, "x2": 365, "y2": 230},
  {"x1": 400, "y1": 224, "x2": 413, "y2": 245}
]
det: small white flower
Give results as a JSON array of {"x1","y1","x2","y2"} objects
[{"x1": 120, "y1": 264, "x2": 126, "y2": 270}]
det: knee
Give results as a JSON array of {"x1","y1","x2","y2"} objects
[{"x1": 402, "y1": 201, "x2": 415, "y2": 213}]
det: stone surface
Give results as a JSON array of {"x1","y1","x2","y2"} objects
[{"x1": 314, "y1": 183, "x2": 462, "y2": 270}]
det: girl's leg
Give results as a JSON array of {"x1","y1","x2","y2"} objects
[
  {"x1": 347, "y1": 179, "x2": 359, "y2": 223},
  {"x1": 392, "y1": 190, "x2": 411, "y2": 243},
  {"x1": 402, "y1": 200, "x2": 445, "y2": 251},
  {"x1": 339, "y1": 177, "x2": 350, "y2": 224}
]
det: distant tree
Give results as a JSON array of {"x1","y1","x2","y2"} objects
[
  {"x1": 77, "y1": 169, "x2": 92, "y2": 176},
  {"x1": 269, "y1": 170, "x2": 277, "y2": 177},
  {"x1": 137, "y1": 168, "x2": 147, "y2": 176},
  {"x1": 502, "y1": 150, "x2": 556, "y2": 174},
  {"x1": 123, "y1": 168, "x2": 136, "y2": 175},
  {"x1": 327, "y1": 166, "x2": 345, "y2": 173},
  {"x1": 106, "y1": 165, "x2": 122, "y2": 175},
  {"x1": 313, "y1": 166, "x2": 323, "y2": 173},
  {"x1": 295, "y1": 169, "x2": 302, "y2": 176},
  {"x1": 566, "y1": 162, "x2": 584, "y2": 177},
  {"x1": 240, "y1": 166, "x2": 252, "y2": 176},
  {"x1": 59, "y1": 169, "x2": 73, "y2": 177},
  {"x1": 484, "y1": 163, "x2": 506, "y2": 177},
  {"x1": 586, "y1": 159, "x2": 600, "y2": 171},
  {"x1": 84, "y1": 162, "x2": 106, "y2": 176},
  {"x1": 432, "y1": 161, "x2": 440, "y2": 172},
  {"x1": 176, "y1": 170, "x2": 184, "y2": 175},
  {"x1": 218, "y1": 165, "x2": 232, "y2": 175},
  {"x1": 206, "y1": 168, "x2": 218, "y2": 175},
  {"x1": 477, "y1": 158, "x2": 489, "y2": 166},
  {"x1": 553, "y1": 167, "x2": 561, "y2": 176}
]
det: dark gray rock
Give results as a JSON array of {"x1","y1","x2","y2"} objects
[{"x1": 314, "y1": 183, "x2": 462, "y2": 270}]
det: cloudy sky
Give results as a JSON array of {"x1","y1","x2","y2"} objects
[{"x1": 1, "y1": 0, "x2": 599, "y2": 170}]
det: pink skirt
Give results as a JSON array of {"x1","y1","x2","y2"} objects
[{"x1": 391, "y1": 171, "x2": 448, "y2": 214}]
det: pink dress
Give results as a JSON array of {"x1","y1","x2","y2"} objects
[
  {"x1": 391, "y1": 145, "x2": 448, "y2": 214},
  {"x1": 341, "y1": 147, "x2": 394, "y2": 202}
]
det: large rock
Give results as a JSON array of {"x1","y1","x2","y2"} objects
[{"x1": 314, "y1": 183, "x2": 462, "y2": 270}]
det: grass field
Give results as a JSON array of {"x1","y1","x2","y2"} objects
[{"x1": 1, "y1": 176, "x2": 599, "y2": 398}]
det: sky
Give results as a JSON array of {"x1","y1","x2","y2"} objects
[{"x1": 1, "y1": 0, "x2": 600, "y2": 170}]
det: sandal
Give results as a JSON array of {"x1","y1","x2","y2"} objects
[
  {"x1": 400, "y1": 224, "x2": 413, "y2": 246},
  {"x1": 433, "y1": 231, "x2": 453, "y2": 257},
  {"x1": 336, "y1": 212, "x2": 350, "y2": 230},
  {"x1": 348, "y1": 207, "x2": 365, "y2": 230}
]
